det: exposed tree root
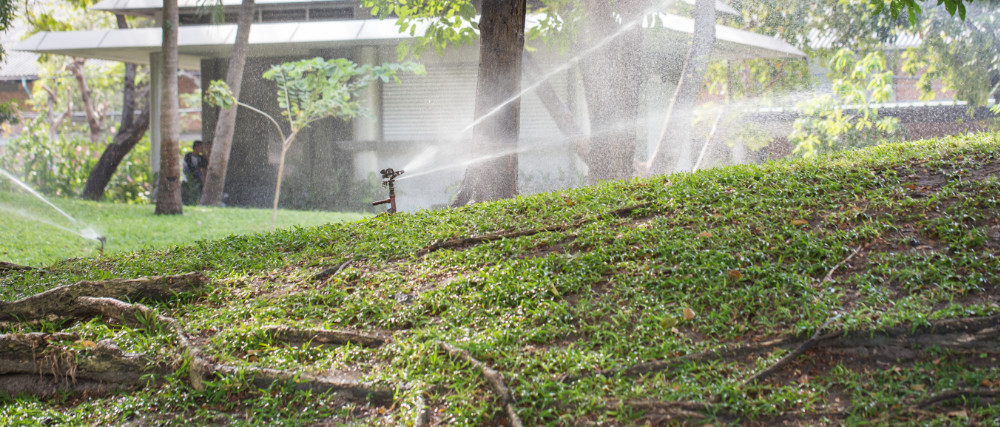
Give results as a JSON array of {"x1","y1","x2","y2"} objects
[
  {"x1": 0, "y1": 272, "x2": 209, "y2": 322},
  {"x1": 415, "y1": 203, "x2": 653, "y2": 257},
  {"x1": 612, "y1": 399, "x2": 734, "y2": 424},
  {"x1": 0, "y1": 289, "x2": 396, "y2": 403},
  {"x1": 822, "y1": 244, "x2": 865, "y2": 282},
  {"x1": 914, "y1": 389, "x2": 1000, "y2": 409},
  {"x1": 744, "y1": 317, "x2": 841, "y2": 386},
  {"x1": 313, "y1": 259, "x2": 354, "y2": 282},
  {"x1": 437, "y1": 341, "x2": 522, "y2": 427},
  {"x1": 260, "y1": 326, "x2": 387, "y2": 348},
  {"x1": 565, "y1": 314, "x2": 1000, "y2": 384},
  {"x1": 0, "y1": 261, "x2": 39, "y2": 274},
  {"x1": 412, "y1": 390, "x2": 431, "y2": 427}
]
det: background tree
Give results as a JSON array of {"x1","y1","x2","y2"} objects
[
  {"x1": 205, "y1": 58, "x2": 422, "y2": 229},
  {"x1": 154, "y1": 0, "x2": 182, "y2": 214},
  {"x1": 81, "y1": 14, "x2": 151, "y2": 201},
  {"x1": 199, "y1": 0, "x2": 255, "y2": 206}
]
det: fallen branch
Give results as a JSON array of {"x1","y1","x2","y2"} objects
[
  {"x1": 0, "y1": 272, "x2": 209, "y2": 322},
  {"x1": 822, "y1": 245, "x2": 864, "y2": 282},
  {"x1": 437, "y1": 341, "x2": 522, "y2": 427},
  {"x1": 260, "y1": 325, "x2": 387, "y2": 348},
  {"x1": 914, "y1": 389, "x2": 1000, "y2": 409},
  {"x1": 612, "y1": 399, "x2": 731, "y2": 424}
]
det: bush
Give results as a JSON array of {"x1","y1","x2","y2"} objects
[{"x1": 0, "y1": 119, "x2": 152, "y2": 203}]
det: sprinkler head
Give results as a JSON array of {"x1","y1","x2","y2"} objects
[
  {"x1": 97, "y1": 236, "x2": 106, "y2": 255},
  {"x1": 379, "y1": 168, "x2": 405, "y2": 185}
]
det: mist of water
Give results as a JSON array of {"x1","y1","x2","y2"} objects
[{"x1": 0, "y1": 167, "x2": 104, "y2": 243}]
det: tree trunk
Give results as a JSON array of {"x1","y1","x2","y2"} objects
[
  {"x1": 579, "y1": 0, "x2": 644, "y2": 184},
  {"x1": 80, "y1": 16, "x2": 151, "y2": 201},
  {"x1": 200, "y1": 0, "x2": 255, "y2": 206},
  {"x1": 155, "y1": 0, "x2": 182, "y2": 215},
  {"x1": 452, "y1": 0, "x2": 526, "y2": 206},
  {"x1": 67, "y1": 58, "x2": 105, "y2": 143},
  {"x1": 647, "y1": 0, "x2": 716, "y2": 174}
]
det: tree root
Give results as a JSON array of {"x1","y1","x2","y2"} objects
[
  {"x1": 437, "y1": 341, "x2": 522, "y2": 427},
  {"x1": 415, "y1": 203, "x2": 653, "y2": 257},
  {"x1": 612, "y1": 399, "x2": 733, "y2": 424},
  {"x1": 0, "y1": 272, "x2": 209, "y2": 322},
  {"x1": 914, "y1": 389, "x2": 1000, "y2": 409},
  {"x1": 260, "y1": 326, "x2": 387, "y2": 348},
  {"x1": 822, "y1": 244, "x2": 865, "y2": 282},
  {"x1": 565, "y1": 314, "x2": 1000, "y2": 384},
  {"x1": 744, "y1": 317, "x2": 841, "y2": 386},
  {"x1": 313, "y1": 259, "x2": 354, "y2": 282},
  {"x1": 0, "y1": 261, "x2": 40, "y2": 274},
  {"x1": 0, "y1": 291, "x2": 396, "y2": 403}
]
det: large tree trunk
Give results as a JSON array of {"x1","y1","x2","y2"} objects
[
  {"x1": 451, "y1": 0, "x2": 526, "y2": 206},
  {"x1": 200, "y1": 0, "x2": 255, "y2": 206},
  {"x1": 80, "y1": 16, "x2": 151, "y2": 201},
  {"x1": 155, "y1": 0, "x2": 182, "y2": 215},
  {"x1": 647, "y1": 0, "x2": 716, "y2": 174},
  {"x1": 579, "y1": 0, "x2": 644, "y2": 184}
]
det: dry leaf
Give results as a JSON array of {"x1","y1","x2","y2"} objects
[
  {"x1": 798, "y1": 375, "x2": 810, "y2": 385},
  {"x1": 683, "y1": 307, "x2": 696, "y2": 321},
  {"x1": 981, "y1": 378, "x2": 993, "y2": 387},
  {"x1": 791, "y1": 219, "x2": 809, "y2": 226},
  {"x1": 910, "y1": 384, "x2": 925, "y2": 391},
  {"x1": 947, "y1": 409, "x2": 968, "y2": 418},
  {"x1": 698, "y1": 231, "x2": 714, "y2": 238},
  {"x1": 76, "y1": 340, "x2": 96, "y2": 349},
  {"x1": 728, "y1": 270, "x2": 743, "y2": 280}
]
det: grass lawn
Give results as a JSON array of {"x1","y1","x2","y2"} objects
[
  {"x1": 1, "y1": 132, "x2": 999, "y2": 425},
  {"x1": 0, "y1": 191, "x2": 368, "y2": 267}
]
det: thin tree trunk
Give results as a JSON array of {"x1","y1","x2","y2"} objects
[
  {"x1": 80, "y1": 16, "x2": 151, "y2": 201},
  {"x1": 155, "y1": 0, "x2": 182, "y2": 215},
  {"x1": 579, "y1": 0, "x2": 643, "y2": 184},
  {"x1": 271, "y1": 130, "x2": 298, "y2": 231},
  {"x1": 647, "y1": 0, "x2": 716, "y2": 174},
  {"x1": 200, "y1": 0, "x2": 255, "y2": 206},
  {"x1": 67, "y1": 58, "x2": 105, "y2": 143},
  {"x1": 451, "y1": 0, "x2": 526, "y2": 206}
]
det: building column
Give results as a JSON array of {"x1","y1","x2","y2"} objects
[
  {"x1": 149, "y1": 52, "x2": 163, "y2": 175},
  {"x1": 353, "y1": 46, "x2": 381, "y2": 180}
]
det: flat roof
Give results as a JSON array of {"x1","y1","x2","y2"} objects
[{"x1": 15, "y1": 15, "x2": 805, "y2": 69}]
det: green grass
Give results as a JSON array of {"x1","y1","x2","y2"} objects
[
  {"x1": 0, "y1": 192, "x2": 368, "y2": 267},
  {"x1": 2, "y1": 132, "x2": 999, "y2": 425}
]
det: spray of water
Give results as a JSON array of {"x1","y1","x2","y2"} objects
[
  {"x1": 0, "y1": 167, "x2": 105, "y2": 244},
  {"x1": 457, "y1": 0, "x2": 676, "y2": 137},
  {"x1": 0, "y1": 167, "x2": 78, "y2": 224}
]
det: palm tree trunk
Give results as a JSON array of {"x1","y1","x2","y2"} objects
[{"x1": 155, "y1": 0, "x2": 183, "y2": 215}]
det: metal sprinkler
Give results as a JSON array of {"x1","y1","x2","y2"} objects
[
  {"x1": 97, "y1": 236, "x2": 106, "y2": 255},
  {"x1": 372, "y1": 168, "x2": 404, "y2": 214}
]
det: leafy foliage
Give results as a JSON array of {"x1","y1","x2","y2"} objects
[
  {"x1": 790, "y1": 49, "x2": 903, "y2": 156},
  {"x1": 0, "y1": 117, "x2": 152, "y2": 202}
]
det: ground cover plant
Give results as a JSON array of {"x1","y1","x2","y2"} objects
[
  {"x1": 0, "y1": 192, "x2": 366, "y2": 266},
  {"x1": 0, "y1": 132, "x2": 998, "y2": 425}
]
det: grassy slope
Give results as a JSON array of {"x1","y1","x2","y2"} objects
[
  {"x1": 2, "y1": 133, "x2": 999, "y2": 425},
  {"x1": 0, "y1": 192, "x2": 368, "y2": 266}
]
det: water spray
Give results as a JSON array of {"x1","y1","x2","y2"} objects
[{"x1": 372, "y1": 168, "x2": 404, "y2": 214}]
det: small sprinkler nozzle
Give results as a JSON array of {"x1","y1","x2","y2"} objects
[{"x1": 97, "y1": 236, "x2": 106, "y2": 255}]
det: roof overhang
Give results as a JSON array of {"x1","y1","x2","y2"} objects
[{"x1": 15, "y1": 16, "x2": 804, "y2": 69}]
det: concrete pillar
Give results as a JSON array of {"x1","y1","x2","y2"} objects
[
  {"x1": 149, "y1": 52, "x2": 163, "y2": 175},
  {"x1": 352, "y1": 46, "x2": 381, "y2": 180}
]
